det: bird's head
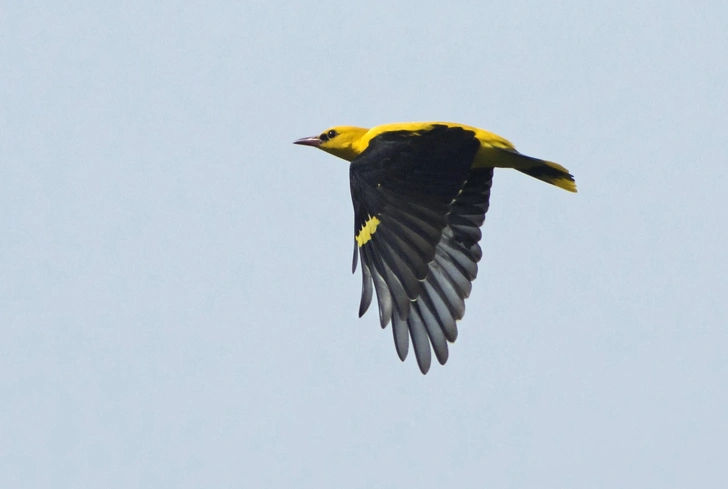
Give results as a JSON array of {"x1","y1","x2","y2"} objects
[{"x1": 294, "y1": 126, "x2": 368, "y2": 162}]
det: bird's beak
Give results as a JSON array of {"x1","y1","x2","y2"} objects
[{"x1": 293, "y1": 136, "x2": 322, "y2": 147}]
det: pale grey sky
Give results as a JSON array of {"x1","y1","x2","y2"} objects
[{"x1": 2, "y1": 1, "x2": 727, "y2": 488}]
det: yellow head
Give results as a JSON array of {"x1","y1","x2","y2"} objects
[{"x1": 293, "y1": 126, "x2": 369, "y2": 162}]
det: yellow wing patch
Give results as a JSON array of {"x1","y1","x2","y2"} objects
[{"x1": 356, "y1": 216, "x2": 381, "y2": 247}]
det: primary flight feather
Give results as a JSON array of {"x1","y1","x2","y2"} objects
[{"x1": 294, "y1": 122, "x2": 576, "y2": 374}]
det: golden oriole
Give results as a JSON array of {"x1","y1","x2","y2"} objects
[{"x1": 294, "y1": 122, "x2": 576, "y2": 373}]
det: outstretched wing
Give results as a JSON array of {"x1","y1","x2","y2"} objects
[
  {"x1": 394, "y1": 168, "x2": 494, "y2": 373},
  {"x1": 349, "y1": 125, "x2": 482, "y2": 369}
]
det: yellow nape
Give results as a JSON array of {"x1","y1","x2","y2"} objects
[{"x1": 356, "y1": 216, "x2": 380, "y2": 247}]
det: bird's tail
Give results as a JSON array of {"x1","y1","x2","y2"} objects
[
  {"x1": 491, "y1": 148, "x2": 577, "y2": 193},
  {"x1": 516, "y1": 160, "x2": 577, "y2": 193}
]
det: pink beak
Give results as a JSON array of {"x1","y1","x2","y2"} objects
[{"x1": 293, "y1": 136, "x2": 322, "y2": 147}]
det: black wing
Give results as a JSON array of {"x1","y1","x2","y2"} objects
[
  {"x1": 395, "y1": 168, "x2": 494, "y2": 373},
  {"x1": 349, "y1": 125, "x2": 487, "y2": 372}
]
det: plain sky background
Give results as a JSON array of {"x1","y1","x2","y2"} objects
[{"x1": 2, "y1": 1, "x2": 727, "y2": 488}]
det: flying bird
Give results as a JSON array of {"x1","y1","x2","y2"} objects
[{"x1": 294, "y1": 122, "x2": 576, "y2": 373}]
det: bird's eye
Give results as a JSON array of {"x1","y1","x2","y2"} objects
[
  {"x1": 320, "y1": 132, "x2": 329, "y2": 142},
  {"x1": 327, "y1": 130, "x2": 337, "y2": 139}
]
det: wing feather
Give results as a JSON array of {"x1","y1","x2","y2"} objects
[
  {"x1": 392, "y1": 308, "x2": 410, "y2": 361},
  {"x1": 407, "y1": 306, "x2": 432, "y2": 374},
  {"x1": 358, "y1": 259, "x2": 374, "y2": 317},
  {"x1": 414, "y1": 290, "x2": 450, "y2": 365}
]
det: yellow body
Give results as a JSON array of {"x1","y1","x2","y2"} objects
[{"x1": 316, "y1": 122, "x2": 577, "y2": 193}]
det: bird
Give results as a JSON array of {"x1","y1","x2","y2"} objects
[{"x1": 294, "y1": 122, "x2": 576, "y2": 374}]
